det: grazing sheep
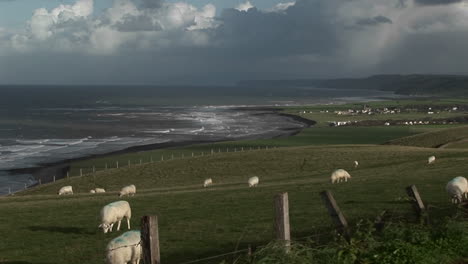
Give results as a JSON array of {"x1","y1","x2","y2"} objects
[
  {"x1": 331, "y1": 169, "x2": 351, "y2": 184},
  {"x1": 203, "y1": 178, "x2": 213, "y2": 188},
  {"x1": 428, "y1": 156, "x2": 436, "y2": 164},
  {"x1": 354, "y1": 160, "x2": 359, "y2": 168},
  {"x1": 248, "y1": 176, "x2": 259, "y2": 187},
  {"x1": 446, "y1": 176, "x2": 468, "y2": 204},
  {"x1": 90, "y1": 189, "x2": 96, "y2": 194},
  {"x1": 95, "y1": 188, "x2": 106, "y2": 193},
  {"x1": 119, "y1": 185, "x2": 136, "y2": 197},
  {"x1": 106, "y1": 230, "x2": 142, "y2": 264},
  {"x1": 58, "y1": 186, "x2": 73, "y2": 195},
  {"x1": 99, "y1": 201, "x2": 132, "y2": 233}
]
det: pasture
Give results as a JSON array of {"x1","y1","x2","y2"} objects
[{"x1": 2, "y1": 143, "x2": 468, "y2": 263}]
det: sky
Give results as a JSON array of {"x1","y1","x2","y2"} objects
[{"x1": 1, "y1": 0, "x2": 468, "y2": 85}]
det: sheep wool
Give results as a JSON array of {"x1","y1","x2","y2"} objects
[
  {"x1": 99, "y1": 201, "x2": 132, "y2": 233},
  {"x1": 119, "y1": 185, "x2": 136, "y2": 197},
  {"x1": 428, "y1": 156, "x2": 436, "y2": 164},
  {"x1": 331, "y1": 169, "x2": 351, "y2": 184},
  {"x1": 90, "y1": 189, "x2": 96, "y2": 194},
  {"x1": 106, "y1": 230, "x2": 142, "y2": 264},
  {"x1": 58, "y1": 186, "x2": 73, "y2": 195},
  {"x1": 248, "y1": 176, "x2": 259, "y2": 187},
  {"x1": 354, "y1": 161, "x2": 359, "y2": 168},
  {"x1": 203, "y1": 178, "x2": 213, "y2": 188},
  {"x1": 95, "y1": 188, "x2": 106, "y2": 193},
  {"x1": 446, "y1": 176, "x2": 468, "y2": 204}
]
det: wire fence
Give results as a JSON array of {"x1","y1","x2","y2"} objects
[{"x1": 1, "y1": 145, "x2": 278, "y2": 196}]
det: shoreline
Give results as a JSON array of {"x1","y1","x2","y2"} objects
[{"x1": 4, "y1": 107, "x2": 315, "y2": 190}]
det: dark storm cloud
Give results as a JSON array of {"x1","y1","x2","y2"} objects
[
  {"x1": 213, "y1": 0, "x2": 340, "y2": 58},
  {"x1": 357, "y1": 16, "x2": 393, "y2": 26}
]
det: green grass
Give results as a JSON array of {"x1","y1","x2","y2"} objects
[
  {"x1": 388, "y1": 125, "x2": 468, "y2": 148},
  {"x1": 67, "y1": 126, "x2": 423, "y2": 177},
  {"x1": 282, "y1": 98, "x2": 468, "y2": 127},
  {"x1": 3, "y1": 144, "x2": 468, "y2": 263}
]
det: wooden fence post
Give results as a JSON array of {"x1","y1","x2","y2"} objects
[
  {"x1": 116, "y1": 161, "x2": 119, "y2": 168},
  {"x1": 80, "y1": 169, "x2": 82, "y2": 177},
  {"x1": 274, "y1": 192, "x2": 291, "y2": 253},
  {"x1": 128, "y1": 160, "x2": 131, "y2": 166},
  {"x1": 53, "y1": 175, "x2": 56, "y2": 182},
  {"x1": 67, "y1": 171, "x2": 69, "y2": 178},
  {"x1": 211, "y1": 149, "x2": 214, "y2": 155},
  {"x1": 242, "y1": 147, "x2": 244, "y2": 152},
  {"x1": 105, "y1": 163, "x2": 108, "y2": 170},
  {"x1": 39, "y1": 178, "x2": 42, "y2": 185},
  {"x1": 8, "y1": 187, "x2": 11, "y2": 194},
  {"x1": 24, "y1": 183, "x2": 27, "y2": 190},
  {"x1": 140, "y1": 159, "x2": 142, "y2": 165},
  {"x1": 406, "y1": 185, "x2": 427, "y2": 222},
  {"x1": 171, "y1": 154, "x2": 174, "y2": 160},
  {"x1": 161, "y1": 155, "x2": 164, "y2": 161},
  {"x1": 141, "y1": 215, "x2": 160, "y2": 264},
  {"x1": 320, "y1": 190, "x2": 349, "y2": 240},
  {"x1": 192, "y1": 152, "x2": 194, "y2": 157}
]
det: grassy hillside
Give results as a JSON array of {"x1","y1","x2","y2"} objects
[
  {"x1": 2, "y1": 144, "x2": 468, "y2": 263},
  {"x1": 387, "y1": 125, "x2": 468, "y2": 148},
  {"x1": 67, "y1": 126, "x2": 422, "y2": 177}
]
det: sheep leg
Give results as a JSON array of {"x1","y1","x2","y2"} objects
[
  {"x1": 345, "y1": 177, "x2": 348, "y2": 182},
  {"x1": 109, "y1": 223, "x2": 114, "y2": 232},
  {"x1": 117, "y1": 220, "x2": 122, "y2": 231},
  {"x1": 127, "y1": 217, "x2": 131, "y2": 229}
]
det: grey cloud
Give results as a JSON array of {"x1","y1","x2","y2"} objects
[
  {"x1": 357, "y1": 15, "x2": 393, "y2": 26},
  {"x1": 136, "y1": 0, "x2": 163, "y2": 9},
  {"x1": 212, "y1": 0, "x2": 340, "y2": 58},
  {"x1": 114, "y1": 15, "x2": 162, "y2": 32},
  {"x1": 3, "y1": 0, "x2": 468, "y2": 85},
  {"x1": 414, "y1": 0, "x2": 464, "y2": 5}
]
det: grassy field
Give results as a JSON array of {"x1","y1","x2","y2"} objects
[
  {"x1": 387, "y1": 125, "x2": 468, "y2": 148},
  {"x1": 3, "y1": 100, "x2": 468, "y2": 264},
  {"x1": 2, "y1": 143, "x2": 468, "y2": 263},
  {"x1": 283, "y1": 98, "x2": 468, "y2": 127},
  {"x1": 67, "y1": 126, "x2": 428, "y2": 177}
]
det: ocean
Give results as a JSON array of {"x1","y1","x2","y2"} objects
[{"x1": 0, "y1": 85, "x2": 396, "y2": 195}]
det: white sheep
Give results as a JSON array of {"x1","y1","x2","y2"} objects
[
  {"x1": 331, "y1": 169, "x2": 351, "y2": 184},
  {"x1": 354, "y1": 160, "x2": 359, "y2": 168},
  {"x1": 106, "y1": 230, "x2": 142, "y2": 264},
  {"x1": 119, "y1": 184, "x2": 136, "y2": 197},
  {"x1": 248, "y1": 176, "x2": 259, "y2": 187},
  {"x1": 58, "y1": 186, "x2": 73, "y2": 195},
  {"x1": 446, "y1": 176, "x2": 468, "y2": 204},
  {"x1": 428, "y1": 156, "x2": 436, "y2": 164},
  {"x1": 90, "y1": 188, "x2": 105, "y2": 194},
  {"x1": 95, "y1": 188, "x2": 106, "y2": 193},
  {"x1": 99, "y1": 201, "x2": 132, "y2": 233},
  {"x1": 203, "y1": 178, "x2": 213, "y2": 188}
]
